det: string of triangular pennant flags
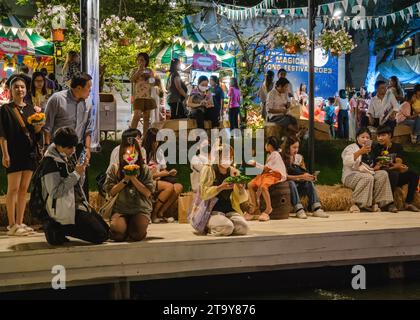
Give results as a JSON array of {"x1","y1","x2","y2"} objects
[
  {"x1": 172, "y1": 36, "x2": 235, "y2": 51},
  {"x1": 215, "y1": 0, "x2": 417, "y2": 21},
  {"x1": 0, "y1": 24, "x2": 41, "y2": 36},
  {"x1": 321, "y1": 3, "x2": 420, "y2": 30}
]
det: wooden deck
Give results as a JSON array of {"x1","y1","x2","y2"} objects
[{"x1": 2, "y1": 211, "x2": 420, "y2": 295}]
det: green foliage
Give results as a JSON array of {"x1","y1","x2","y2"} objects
[{"x1": 20, "y1": 0, "x2": 194, "y2": 97}]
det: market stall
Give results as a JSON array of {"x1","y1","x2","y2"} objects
[
  {"x1": 151, "y1": 17, "x2": 236, "y2": 89},
  {"x1": 0, "y1": 15, "x2": 54, "y2": 79}
]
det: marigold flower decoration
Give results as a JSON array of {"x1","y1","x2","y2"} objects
[
  {"x1": 123, "y1": 164, "x2": 140, "y2": 176},
  {"x1": 27, "y1": 112, "x2": 46, "y2": 125}
]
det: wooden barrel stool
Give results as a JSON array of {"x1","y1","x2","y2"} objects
[{"x1": 260, "y1": 182, "x2": 292, "y2": 219}]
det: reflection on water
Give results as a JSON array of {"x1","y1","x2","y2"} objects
[{"x1": 232, "y1": 280, "x2": 420, "y2": 300}]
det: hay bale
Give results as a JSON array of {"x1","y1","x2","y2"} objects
[
  {"x1": 305, "y1": 185, "x2": 353, "y2": 211},
  {"x1": 393, "y1": 186, "x2": 420, "y2": 210},
  {"x1": 1, "y1": 192, "x2": 105, "y2": 227},
  {"x1": 392, "y1": 124, "x2": 412, "y2": 144},
  {"x1": 0, "y1": 194, "x2": 32, "y2": 227}
]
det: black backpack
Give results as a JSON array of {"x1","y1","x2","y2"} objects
[
  {"x1": 29, "y1": 157, "x2": 64, "y2": 222},
  {"x1": 29, "y1": 160, "x2": 49, "y2": 222}
]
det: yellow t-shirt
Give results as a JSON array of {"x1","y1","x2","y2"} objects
[{"x1": 412, "y1": 98, "x2": 420, "y2": 115}]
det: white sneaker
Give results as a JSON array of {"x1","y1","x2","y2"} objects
[
  {"x1": 18, "y1": 224, "x2": 35, "y2": 234},
  {"x1": 166, "y1": 217, "x2": 175, "y2": 223},
  {"x1": 7, "y1": 224, "x2": 29, "y2": 236},
  {"x1": 296, "y1": 210, "x2": 308, "y2": 219},
  {"x1": 313, "y1": 208, "x2": 329, "y2": 218}
]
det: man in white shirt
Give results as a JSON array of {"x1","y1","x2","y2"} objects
[
  {"x1": 107, "y1": 128, "x2": 146, "y2": 172},
  {"x1": 368, "y1": 80, "x2": 399, "y2": 130}
]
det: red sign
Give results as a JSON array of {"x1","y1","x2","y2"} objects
[
  {"x1": 0, "y1": 38, "x2": 28, "y2": 55},
  {"x1": 192, "y1": 53, "x2": 218, "y2": 71}
]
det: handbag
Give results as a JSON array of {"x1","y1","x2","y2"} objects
[
  {"x1": 98, "y1": 164, "x2": 120, "y2": 220},
  {"x1": 178, "y1": 192, "x2": 194, "y2": 224},
  {"x1": 98, "y1": 193, "x2": 119, "y2": 220},
  {"x1": 188, "y1": 188, "x2": 218, "y2": 234}
]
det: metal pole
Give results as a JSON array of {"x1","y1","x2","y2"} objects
[
  {"x1": 308, "y1": 0, "x2": 316, "y2": 173},
  {"x1": 80, "y1": 0, "x2": 88, "y2": 73}
]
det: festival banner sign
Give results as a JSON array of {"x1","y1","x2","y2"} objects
[
  {"x1": 0, "y1": 38, "x2": 28, "y2": 55},
  {"x1": 261, "y1": 48, "x2": 339, "y2": 99},
  {"x1": 192, "y1": 53, "x2": 219, "y2": 71}
]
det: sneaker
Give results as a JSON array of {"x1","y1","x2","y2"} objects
[
  {"x1": 166, "y1": 217, "x2": 175, "y2": 223},
  {"x1": 313, "y1": 208, "x2": 329, "y2": 218},
  {"x1": 7, "y1": 224, "x2": 29, "y2": 236},
  {"x1": 296, "y1": 210, "x2": 308, "y2": 219},
  {"x1": 19, "y1": 224, "x2": 35, "y2": 233}
]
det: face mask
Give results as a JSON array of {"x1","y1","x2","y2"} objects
[
  {"x1": 220, "y1": 160, "x2": 231, "y2": 168},
  {"x1": 199, "y1": 85, "x2": 208, "y2": 92}
]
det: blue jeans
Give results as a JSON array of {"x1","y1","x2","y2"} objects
[
  {"x1": 337, "y1": 109, "x2": 349, "y2": 139},
  {"x1": 288, "y1": 181, "x2": 321, "y2": 212},
  {"x1": 401, "y1": 118, "x2": 420, "y2": 138}
]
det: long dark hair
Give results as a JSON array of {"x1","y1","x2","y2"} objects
[
  {"x1": 264, "y1": 71, "x2": 274, "y2": 91},
  {"x1": 231, "y1": 77, "x2": 239, "y2": 89},
  {"x1": 169, "y1": 58, "x2": 180, "y2": 75},
  {"x1": 299, "y1": 83, "x2": 307, "y2": 94},
  {"x1": 356, "y1": 127, "x2": 372, "y2": 139},
  {"x1": 30, "y1": 71, "x2": 47, "y2": 97},
  {"x1": 143, "y1": 127, "x2": 160, "y2": 163},
  {"x1": 118, "y1": 134, "x2": 144, "y2": 179},
  {"x1": 390, "y1": 76, "x2": 403, "y2": 96},
  {"x1": 266, "y1": 136, "x2": 280, "y2": 150},
  {"x1": 137, "y1": 52, "x2": 150, "y2": 67},
  {"x1": 281, "y1": 135, "x2": 300, "y2": 168}
]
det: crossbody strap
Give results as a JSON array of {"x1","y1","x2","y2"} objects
[{"x1": 11, "y1": 104, "x2": 34, "y2": 146}]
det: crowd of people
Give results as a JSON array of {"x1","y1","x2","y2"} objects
[
  {"x1": 0, "y1": 51, "x2": 419, "y2": 245},
  {"x1": 316, "y1": 77, "x2": 420, "y2": 144}
]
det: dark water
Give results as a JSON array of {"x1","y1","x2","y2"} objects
[{"x1": 3, "y1": 263, "x2": 420, "y2": 300}]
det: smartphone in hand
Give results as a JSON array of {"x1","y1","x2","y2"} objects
[
  {"x1": 78, "y1": 150, "x2": 86, "y2": 165},
  {"x1": 365, "y1": 140, "x2": 372, "y2": 148}
]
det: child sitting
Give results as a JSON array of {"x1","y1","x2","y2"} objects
[{"x1": 247, "y1": 136, "x2": 288, "y2": 222}]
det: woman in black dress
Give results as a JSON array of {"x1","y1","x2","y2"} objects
[{"x1": 0, "y1": 77, "x2": 44, "y2": 236}]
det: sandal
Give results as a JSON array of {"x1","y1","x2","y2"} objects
[
  {"x1": 7, "y1": 224, "x2": 29, "y2": 236},
  {"x1": 258, "y1": 212, "x2": 270, "y2": 222},
  {"x1": 244, "y1": 213, "x2": 255, "y2": 221},
  {"x1": 350, "y1": 205, "x2": 360, "y2": 213}
]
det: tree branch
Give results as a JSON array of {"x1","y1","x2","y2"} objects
[{"x1": 382, "y1": 26, "x2": 420, "y2": 50}]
